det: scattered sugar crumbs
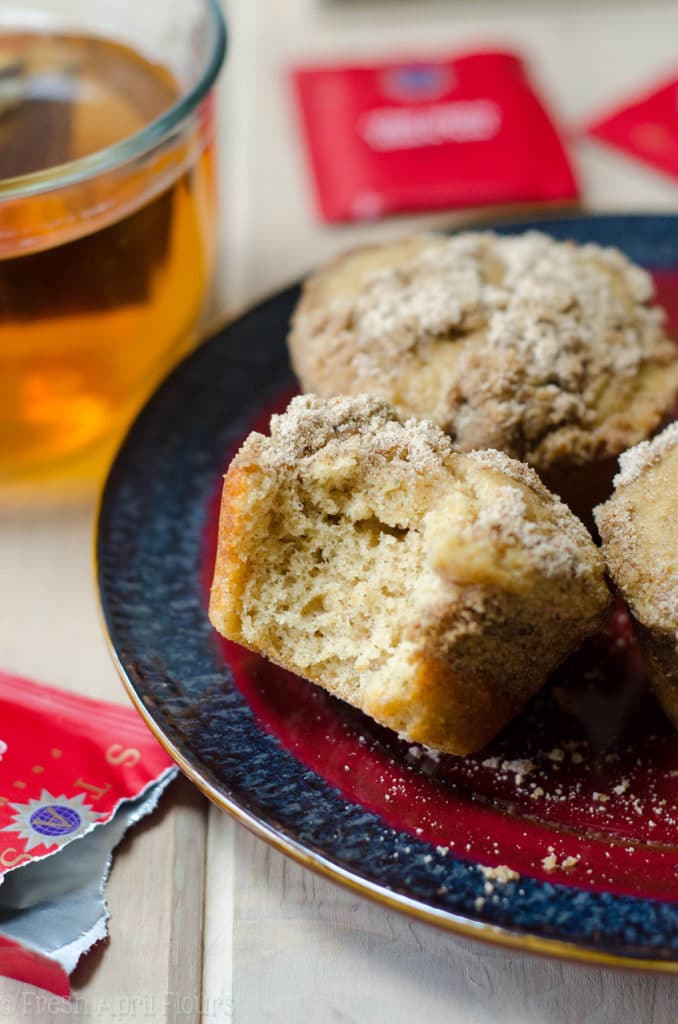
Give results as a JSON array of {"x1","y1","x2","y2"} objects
[
  {"x1": 377, "y1": 725, "x2": 678, "y2": 889},
  {"x1": 469, "y1": 864, "x2": 522, "y2": 907},
  {"x1": 474, "y1": 739, "x2": 677, "y2": 838},
  {"x1": 542, "y1": 847, "x2": 581, "y2": 873},
  {"x1": 478, "y1": 863, "x2": 520, "y2": 896}
]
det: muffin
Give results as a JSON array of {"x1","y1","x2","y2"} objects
[
  {"x1": 288, "y1": 231, "x2": 678, "y2": 519},
  {"x1": 595, "y1": 422, "x2": 678, "y2": 728},
  {"x1": 209, "y1": 394, "x2": 611, "y2": 755}
]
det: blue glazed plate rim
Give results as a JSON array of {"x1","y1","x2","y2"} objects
[{"x1": 97, "y1": 212, "x2": 678, "y2": 972}]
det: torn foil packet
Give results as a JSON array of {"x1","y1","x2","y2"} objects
[{"x1": 0, "y1": 670, "x2": 177, "y2": 998}]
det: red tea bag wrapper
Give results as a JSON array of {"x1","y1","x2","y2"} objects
[
  {"x1": 0, "y1": 671, "x2": 177, "y2": 998},
  {"x1": 586, "y1": 71, "x2": 678, "y2": 181},
  {"x1": 291, "y1": 50, "x2": 578, "y2": 223}
]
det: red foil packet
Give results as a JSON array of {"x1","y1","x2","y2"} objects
[
  {"x1": 291, "y1": 50, "x2": 579, "y2": 223},
  {"x1": 586, "y1": 71, "x2": 678, "y2": 181},
  {"x1": 0, "y1": 671, "x2": 177, "y2": 998}
]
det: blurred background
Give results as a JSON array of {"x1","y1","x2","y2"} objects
[{"x1": 213, "y1": 0, "x2": 677, "y2": 315}]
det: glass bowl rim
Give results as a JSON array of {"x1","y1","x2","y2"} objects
[{"x1": 0, "y1": 0, "x2": 227, "y2": 201}]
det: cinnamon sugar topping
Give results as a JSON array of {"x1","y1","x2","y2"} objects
[
  {"x1": 261, "y1": 394, "x2": 451, "y2": 474},
  {"x1": 613, "y1": 421, "x2": 678, "y2": 487},
  {"x1": 596, "y1": 420, "x2": 678, "y2": 637},
  {"x1": 290, "y1": 231, "x2": 678, "y2": 469},
  {"x1": 345, "y1": 232, "x2": 663, "y2": 378}
]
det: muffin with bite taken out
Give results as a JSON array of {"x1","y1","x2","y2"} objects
[{"x1": 210, "y1": 394, "x2": 611, "y2": 755}]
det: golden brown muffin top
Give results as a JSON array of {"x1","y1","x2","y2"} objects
[{"x1": 289, "y1": 232, "x2": 678, "y2": 470}]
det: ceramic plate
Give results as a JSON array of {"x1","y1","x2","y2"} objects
[{"x1": 97, "y1": 214, "x2": 678, "y2": 970}]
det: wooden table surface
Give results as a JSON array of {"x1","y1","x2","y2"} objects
[{"x1": 1, "y1": 0, "x2": 677, "y2": 1020}]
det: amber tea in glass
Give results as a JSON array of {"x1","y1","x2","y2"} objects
[{"x1": 0, "y1": 1, "x2": 225, "y2": 482}]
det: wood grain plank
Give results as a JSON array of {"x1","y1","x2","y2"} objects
[
  {"x1": 166, "y1": 780, "x2": 207, "y2": 1024},
  {"x1": 231, "y1": 833, "x2": 678, "y2": 1024},
  {"x1": 202, "y1": 807, "x2": 235, "y2": 1023}
]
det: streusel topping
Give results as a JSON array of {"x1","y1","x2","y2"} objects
[
  {"x1": 289, "y1": 231, "x2": 678, "y2": 469},
  {"x1": 263, "y1": 393, "x2": 451, "y2": 473},
  {"x1": 613, "y1": 420, "x2": 678, "y2": 487},
  {"x1": 342, "y1": 232, "x2": 663, "y2": 377},
  {"x1": 596, "y1": 422, "x2": 678, "y2": 633}
]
